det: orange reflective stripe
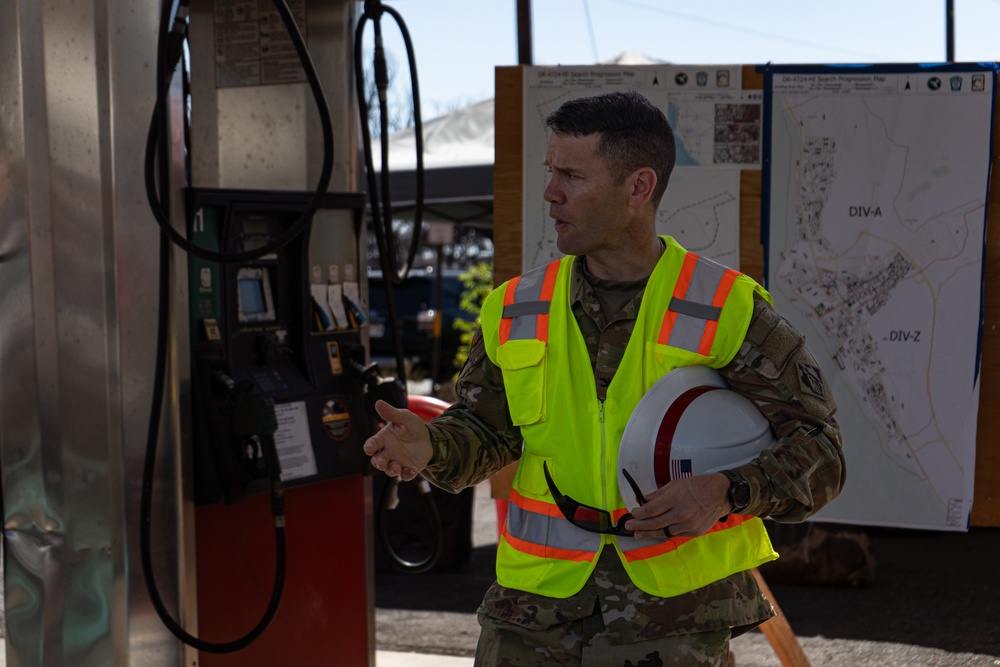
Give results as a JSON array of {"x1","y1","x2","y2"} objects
[
  {"x1": 696, "y1": 269, "x2": 738, "y2": 356},
  {"x1": 697, "y1": 320, "x2": 719, "y2": 357},
  {"x1": 658, "y1": 252, "x2": 700, "y2": 345},
  {"x1": 676, "y1": 252, "x2": 700, "y2": 293},
  {"x1": 510, "y1": 490, "x2": 628, "y2": 522},
  {"x1": 499, "y1": 276, "x2": 521, "y2": 345},
  {"x1": 509, "y1": 488, "x2": 564, "y2": 518},
  {"x1": 536, "y1": 261, "x2": 560, "y2": 343},
  {"x1": 620, "y1": 514, "x2": 754, "y2": 562},
  {"x1": 622, "y1": 535, "x2": 685, "y2": 562},
  {"x1": 502, "y1": 532, "x2": 595, "y2": 562},
  {"x1": 657, "y1": 310, "x2": 679, "y2": 346},
  {"x1": 611, "y1": 507, "x2": 631, "y2": 522}
]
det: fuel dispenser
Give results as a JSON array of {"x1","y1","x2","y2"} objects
[
  {"x1": 140, "y1": 0, "x2": 468, "y2": 663},
  {"x1": 181, "y1": 188, "x2": 396, "y2": 664},
  {"x1": 185, "y1": 188, "x2": 375, "y2": 506},
  {"x1": 138, "y1": 0, "x2": 394, "y2": 664}
]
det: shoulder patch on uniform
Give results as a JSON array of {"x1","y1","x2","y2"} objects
[{"x1": 797, "y1": 361, "x2": 826, "y2": 399}]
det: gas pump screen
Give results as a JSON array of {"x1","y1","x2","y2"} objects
[{"x1": 237, "y1": 267, "x2": 276, "y2": 322}]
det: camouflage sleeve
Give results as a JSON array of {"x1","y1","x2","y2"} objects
[
  {"x1": 719, "y1": 295, "x2": 846, "y2": 523},
  {"x1": 420, "y1": 328, "x2": 524, "y2": 493}
]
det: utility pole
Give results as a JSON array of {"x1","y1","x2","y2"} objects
[
  {"x1": 517, "y1": 0, "x2": 533, "y2": 65},
  {"x1": 946, "y1": 0, "x2": 955, "y2": 62}
]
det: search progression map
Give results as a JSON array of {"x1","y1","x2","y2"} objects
[
  {"x1": 522, "y1": 65, "x2": 760, "y2": 272},
  {"x1": 765, "y1": 66, "x2": 994, "y2": 530}
]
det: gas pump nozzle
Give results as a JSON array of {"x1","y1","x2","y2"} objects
[
  {"x1": 212, "y1": 368, "x2": 255, "y2": 398},
  {"x1": 212, "y1": 369, "x2": 285, "y2": 516},
  {"x1": 353, "y1": 360, "x2": 407, "y2": 435}
]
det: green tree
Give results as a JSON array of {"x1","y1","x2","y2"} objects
[{"x1": 452, "y1": 262, "x2": 493, "y2": 371}]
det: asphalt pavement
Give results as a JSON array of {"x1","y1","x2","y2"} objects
[{"x1": 375, "y1": 482, "x2": 1000, "y2": 667}]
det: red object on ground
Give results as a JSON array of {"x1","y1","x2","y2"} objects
[{"x1": 407, "y1": 394, "x2": 450, "y2": 421}]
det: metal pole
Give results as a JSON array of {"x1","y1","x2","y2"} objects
[
  {"x1": 432, "y1": 246, "x2": 443, "y2": 385},
  {"x1": 517, "y1": 0, "x2": 533, "y2": 65},
  {"x1": 946, "y1": 0, "x2": 955, "y2": 62}
]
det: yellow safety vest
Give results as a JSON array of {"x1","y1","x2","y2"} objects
[{"x1": 480, "y1": 237, "x2": 778, "y2": 598}]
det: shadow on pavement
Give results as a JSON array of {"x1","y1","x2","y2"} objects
[
  {"x1": 376, "y1": 525, "x2": 1000, "y2": 658},
  {"x1": 765, "y1": 526, "x2": 1000, "y2": 657},
  {"x1": 376, "y1": 544, "x2": 498, "y2": 613}
]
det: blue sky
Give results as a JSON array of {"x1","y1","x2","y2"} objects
[{"x1": 365, "y1": 0, "x2": 1000, "y2": 119}]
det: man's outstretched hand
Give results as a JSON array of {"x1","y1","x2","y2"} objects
[{"x1": 363, "y1": 399, "x2": 434, "y2": 482}]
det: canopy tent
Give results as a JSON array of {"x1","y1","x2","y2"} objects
[
  {"x1": 372, "y1": 96, "x2": 494, "y2": 226},
  {"x1": 371, "y1": 51, "x2": 664, "y2": 228}
]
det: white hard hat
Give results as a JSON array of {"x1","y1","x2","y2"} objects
[{"x1": 618, "y1": 365, "x2": 775, "y2": 509}]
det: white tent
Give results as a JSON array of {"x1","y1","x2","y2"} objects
[
  {"x1": 377, "y1": 96, "x2": 495, "y2": 173},
  {"x1": 371, "y1": 96, "x2": 494, "y2": 226},
  {"x1": 373, "y1": 52, "x2": 664, "y2": 222}
]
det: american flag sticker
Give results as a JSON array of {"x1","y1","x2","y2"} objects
[{"x1": 671, "y1": 458, "x2": 693, "y2": 479}]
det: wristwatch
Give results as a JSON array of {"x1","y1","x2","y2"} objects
[{"x1": 720, "y1": 469, "x2": 751, "y2": 514}]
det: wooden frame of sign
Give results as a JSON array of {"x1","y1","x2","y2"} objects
[{"x1": 492, "y1": 64, "x2": 1000, "y2": 528}]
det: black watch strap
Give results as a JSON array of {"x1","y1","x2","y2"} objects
[{"x1": 720, "y1": 469, "x2": 751, "y2": 514}]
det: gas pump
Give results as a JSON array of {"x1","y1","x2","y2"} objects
[
  {"x1": 139, "y1": 0, "x2": 467, "y2": 662},
  {"x1": 185, "y1": 188, "x2": 374, "y2": 506},
  {"x1": 139, "y1": 1, "x2": 394, "y2": 664}
]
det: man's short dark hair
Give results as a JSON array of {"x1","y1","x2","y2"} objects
[{"x1": 545, "y1": 90, "x2": 676, "y2": 208}]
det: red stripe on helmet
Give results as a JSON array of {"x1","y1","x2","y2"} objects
[{"x1": 653, "y1": 385, "x2": 719, "y2": 487}]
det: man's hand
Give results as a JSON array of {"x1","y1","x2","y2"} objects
[
  {"x1": 362, "y1": 400, "x2": 434, "y2": 482},
  {"x1": 624, "y1": 473, "x2": 731, "y2": 540}
]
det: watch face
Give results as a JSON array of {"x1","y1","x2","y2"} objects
[{"x1": 729, "y1": 479, "x2": 750, "y2": 510}]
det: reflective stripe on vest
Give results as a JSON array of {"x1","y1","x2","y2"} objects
[
  {"x1": 505, "y1": 489, "x2": 602, "y2": 562},
  {"x1": 658, "y1": 252, "x2": 740, "y2": 356},
  {"x1": 499, "y1": 260, "x2": 561, "y2": 344},
  {"x1": 614, "y1": 513, "x2": 756, "y2": 561}
]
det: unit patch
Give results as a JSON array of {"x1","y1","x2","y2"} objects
[{"x1": 796, "y1": 361, "x2": 826, "y2": 399}]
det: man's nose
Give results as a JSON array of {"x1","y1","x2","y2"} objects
[{"x1": 543, "y1": 178, "x2": 561, "y2": 204}]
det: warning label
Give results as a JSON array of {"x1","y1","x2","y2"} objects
[{"x1": 213, "y1": 0, "x2": 308, "y2": 89}]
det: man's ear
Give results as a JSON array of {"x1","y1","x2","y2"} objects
[{"x1": 628, "y1": 167, "x2": 657, "y2": 208}]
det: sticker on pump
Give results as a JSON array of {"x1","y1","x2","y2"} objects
[
  {"x1": 322, "y1": 398, "x2": 351, "y2": 441},
  {"x1": 274, "y1": 401, "x2": 319, "y2": 482}
]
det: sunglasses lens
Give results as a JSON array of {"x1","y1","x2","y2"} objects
[
  {"x1": 571, "y1": 506, "x2": 607, "y2": 530},
  {"x1": 545, "y1": 462, "x2": 634, "y2": 536}
]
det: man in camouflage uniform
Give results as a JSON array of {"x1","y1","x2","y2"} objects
[{"x1": 365, "y1": 91, "x2": 845, "y2": 666}]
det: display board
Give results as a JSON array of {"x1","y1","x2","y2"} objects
[
  {"x1": 521, "y1": 65, "x2": 759, "y2": 271},
  {"x1": 763, "y1": 64, "x2": 995, "y2": 529},
  {"x1": 494, "y1": 64, "x2": 1000, "y2": 528}
]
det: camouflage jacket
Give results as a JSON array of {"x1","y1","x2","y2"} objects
[{"x1": 423, "y1": 254, "x2": 846, "y2": 640}]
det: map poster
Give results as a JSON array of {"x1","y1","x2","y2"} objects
[
  {"x1": 522, "y1": 65, "x2": 762, "y2": 272},
  {"x1": 763, "y1": 64, "x2": 996, "y2": 530}
]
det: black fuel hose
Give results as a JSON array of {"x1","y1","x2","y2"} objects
[
  {"x1": 143, "y1": 0, "x2": 334, "y2": 264},
  {"x1": 354, "y1": 0, "x2": 425, "y2": 284},
  {"x1": 377, "y1": 477, "x2": 443, "y2": 574},
  {"x1": 140, "y1": 0, "x2": 328, "y2": 653},
  {"x1": 354, "y1": 0, "x2": 427, "y2": 383},
  {"x1": 354, "y1": 1, "x2": 446, "y2": 576}
]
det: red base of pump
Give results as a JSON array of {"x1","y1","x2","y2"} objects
[{"x1": 194, "y1": 475, "x2": 374, "y2": 666}]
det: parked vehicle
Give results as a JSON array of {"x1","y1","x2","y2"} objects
[{"x1": 367, "y1": 268, "x2": 467, "y2": 381}]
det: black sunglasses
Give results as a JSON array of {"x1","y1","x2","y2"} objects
[
  {"x1": 621, "y1": 467, "x2": 648, "y2": 507},
  {"x1": 622, "y1": 469, "x2": 672, "y2": 538},
  {"x1": 543, "y1": 462, "x2": 645, "y2": 536}
]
